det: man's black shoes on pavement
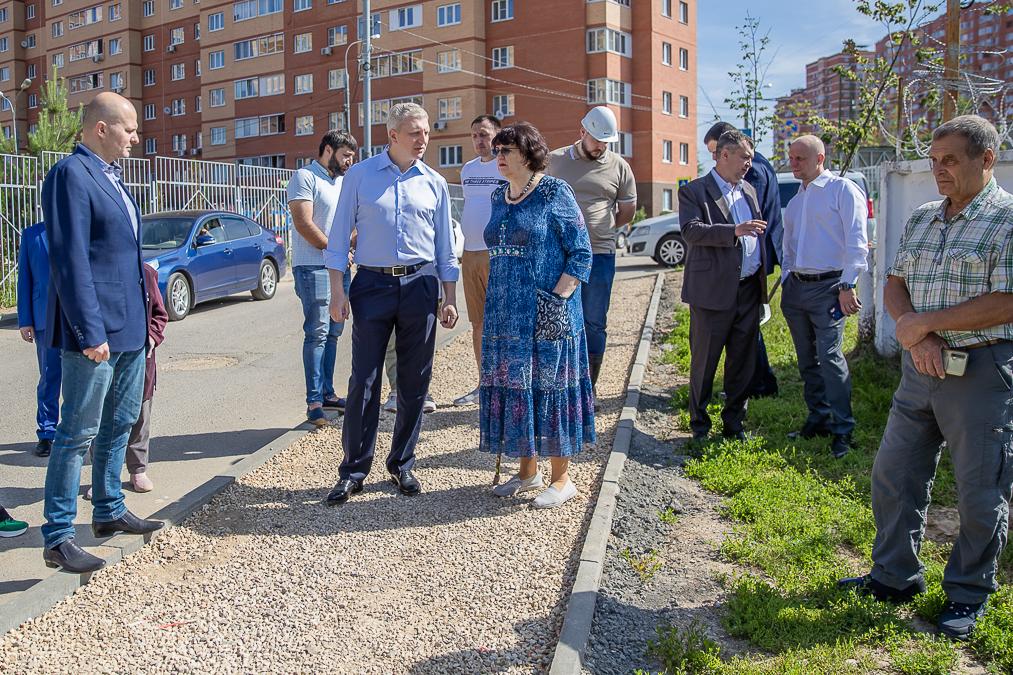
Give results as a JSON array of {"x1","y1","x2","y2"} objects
[
  {"x1": 837, "y1": 574, "x2": 926, "y2": 604},
  {"x1": 938, "y1": 600, "x2": 989, "y2": 640},
  {"x1": 43, "y1": 539, "x2": 106, "y2": 573},
  {"x1": 390, "y1": 469, "x2": 422, "y2": 496},
  {"x1": 92, "y1": 510, "x2": 164, "y2": 538},
  {"x1": 326, "y1": 479, "x2": 363, "y2": 505},
  {"x1": 35, "y1": 439, "x2": 53, "y2": 457}
]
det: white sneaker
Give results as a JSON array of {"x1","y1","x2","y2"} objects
[
  {"x1": 533, "y1": 481, "x2": 578, "y2": 509},
  {"x1": 423, "y1": 395, "x2": 437, "y2": 414},
  {"x1": 493, "y1": 471, "x2": 544, "y2": 497},
  {"x1": 453, "y1": 388, "x2": 480, "y2": 407},
  {"x1": 383, "y1": 393, "x2": 398, "y2": 413}
]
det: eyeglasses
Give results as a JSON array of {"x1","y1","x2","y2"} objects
[{"x1": 491, "y1": 146, "x2": 518, "y2": 157}]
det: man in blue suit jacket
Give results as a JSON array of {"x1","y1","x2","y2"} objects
[
  {"x1": 17, "y1": 222, "x2": 62, "y2": 458},
  {"x1": 40, "y1": 92, "x2": 163, "y2": 574},
  {"x1": 704, "y1": 122, "x2": 782, "y2": 398}
]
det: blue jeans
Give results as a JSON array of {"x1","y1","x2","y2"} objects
[
  {"x1": 581, "y1": 253, "x2": 616, "y2": 358},
  {"x1": 294, "y1": 265, "x2": 351, "y2": 405},
  {"x1": 42, "y1": 348, "x2": 145, "y2": 549},
  {"x1": 34, "y1": 329, "x2": 62, "y2": 440}
]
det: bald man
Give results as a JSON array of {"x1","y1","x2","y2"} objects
[
  {"x1": 40, "y1": 92, "x2": 163, "y2": 573},
  {"x1": 781, "y1": 135, "x2": 868, "y2": 459}
]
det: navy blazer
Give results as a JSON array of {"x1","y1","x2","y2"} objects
[
  {"x1": 746, "y1": 151, "x2": 784, "y2": 273},
  {"x1": 16, "y1": 222, "x2": 51, "y2": 332},
  {"x1": 42, "y1": 144, "x2": 147, "y2": 353}
]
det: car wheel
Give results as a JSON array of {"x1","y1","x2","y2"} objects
[
  {"x1": 166, "y1": 272, "x2": 191, "y2": 321},
  {"x1": 616, "y1": 231, "x2": 627, "y2": 250},
  {"x1": 654, "y1": 234, "x2": 686, "y2": 267},
  {"x1": 252, "y1": 259, "x2": 278, "y2": 300}
]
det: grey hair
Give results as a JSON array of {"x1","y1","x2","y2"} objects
[
  {"x1": 932, "y1": 115, "x2": 999, "y2": 158},
  {"x1": 387, "y1": 102, "x2": 428, "y2": 132},
  {"x1": 716, "y1": 129, "x2": 754, "y2": 155}
]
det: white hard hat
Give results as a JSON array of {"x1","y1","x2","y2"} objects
[{"x1": 581, "y1": 106, "x2": 619, "y2": 143}]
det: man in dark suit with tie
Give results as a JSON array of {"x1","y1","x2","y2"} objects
[
  {"x1": 17, "y1": 221, "x2": 62, "y2": 458},
  {"x1": 40, "y1": 92, "x2": 163, "y2": 574},
  {"x1": 679, "y1": 129, "x2": 767, "y2": 441}
]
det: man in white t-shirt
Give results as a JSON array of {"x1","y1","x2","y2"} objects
[
  {"x1": 286, "y1": 131, "x2": 358, "y2": 426},
  {"x1": 452, "y1": 115, "x2": 506, "y2": 406}
]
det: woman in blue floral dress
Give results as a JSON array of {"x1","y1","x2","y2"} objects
[{"x1": 479, "y1": 122, "x2": 595, "y2": 509}]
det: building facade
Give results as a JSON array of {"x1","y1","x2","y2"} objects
[{"x1": 0, "y1": 0, "x2": 697, "y2": 215}]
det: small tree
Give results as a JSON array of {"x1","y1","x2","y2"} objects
[
  {"x1": 724, "y1": 12, "x2": 777, "y2": 144},
  {"x1": 27, "y1": 67, "x2": 82, "y2": 157}
]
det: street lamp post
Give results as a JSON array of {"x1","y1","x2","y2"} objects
[
  {"x1": 341, "y1": 29, "x2": 379, "y2": 147},
  {"x1": 0, "y1": 78, "x2": 32, "y2": 154}
]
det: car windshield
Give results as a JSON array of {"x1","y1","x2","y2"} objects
[{"x1": 141, "y1": 217, "x2": 194, "y2": 250}]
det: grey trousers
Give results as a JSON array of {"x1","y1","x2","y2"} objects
[
  {"x1": 781, "y1": 275, "x2": 855, "y2": 435},
  {"x1": 125, "y1": 398, "x2": 153, "y2": 475},
  {"x1": 871, "y1": 344, "x2": 1013, "y2": 604}
]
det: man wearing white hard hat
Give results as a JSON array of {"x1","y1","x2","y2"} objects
[{"x1": 547, "y1": 106, "x2": 637, "y2": 410}]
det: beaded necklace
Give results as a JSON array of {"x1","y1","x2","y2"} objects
[{"x1": 506, "y1": 172, "x2": 537, "y2": 203}]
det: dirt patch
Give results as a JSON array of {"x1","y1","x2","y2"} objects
[{"x1": 160, "y1": 354, "x2": 242, "y2": 371}]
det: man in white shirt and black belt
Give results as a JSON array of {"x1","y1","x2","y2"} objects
[{"x1": 781, "y1": 135, "x2": 869, "y2": 459}]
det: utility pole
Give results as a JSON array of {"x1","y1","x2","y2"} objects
[
  {"x1": 942, "y1": 0, "x2": 960, "y2": 121},
  {"x1": 361, "y1": 0, "x2": 373, "y2": 157}
]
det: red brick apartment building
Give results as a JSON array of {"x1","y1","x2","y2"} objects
[{"x1": 0, "y1": 0, "x2": 696, "y2": 214}]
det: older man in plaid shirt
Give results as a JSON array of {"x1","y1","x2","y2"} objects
[{"x1": 840, "y1": 115, "x2": 1013, "y2": 640}]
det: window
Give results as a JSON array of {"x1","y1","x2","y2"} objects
[
  {"x1": 209, "y1": 88, "x2": 225, "y2": 106},
  {"x1": 329, "y1": 111, "x2": 346, "y2": 130},
  {"x1": 109, "y1": 38, "x2": 122, "y2": 55},
  {"x1": 294, "y1": 73, "x2": 313, "y2": 94},
  {"x1": 679, "y1": 142, "x2": 689, "y2": 165},
  {"x1": 662, "y1": 42, "x2": 672, "y2": 65},
  {"x1": 390, "y1": 4, "x2": 422, "y2": 30},
  {"x1": 69, "y1": 39, "x2": 103, "y2": 62},
  {"x1": 194, "y1": 22, "x2": 200, "y2": 40},
  {"x1": 491, "y1": 46, "x2": 513, "y2": 69},
  {"x1": 109, "y1": 3, "x2": 122, "y2": 21},
  {"x1": 679, "y1": 47, "x2": 689, "y2": 70},
  {"x1": 170, "y1": 27, "x2": 185, "y2": 45},
  {"x1": 235, "y1": 77, "x2": 259, "y2": 99},
  {"x1": 0, "y1": 8, "x2": 6, "y2": 22},
  {"x1": 110, "y1": 72, "x2": 124, "y2": 90},
  {"x1": 437, "y1": 49, "x2": 461, "y2": 73},
  {"x1": 209, "y1": 50, "x2": 225, "y2": 69},
  {"x1": 194, "y1": 132, "x2": 202, "y2": 150},
  {"x1": 143, "y1": 0, "x2": 154, "y2": 16},
  {"x1": 144, "y1": 68, "x2": 155, "y2": 85},
  {"x1": 26, "y1": 35, "x2": 37, "y2": 48},
  {"x1": 295, "y1": 114, "x2": 314, "y2": 136},
  {"x1": 367, "y1": 49, "x2": 422, "y2": 79},
  {"x1": 662, "y1": 140, "x2": 672, "y2": 163},
  {"x1": 679, "y1": 1, "x2": 688, "y2": 23},
  {"x1": 209, "y1": 12, "x2": 224, "y2": 31},
  {"x1": 493, "y1": 94, "x2": 514, "y2": 118},
  {"x1": 438, "y1": 96, "x2": 462, "y2": 120},
  {"x1": 0, "y1": 67, "x2": 9, "y2": 82},
  {"x1": 195, "y1": 95, "x2": 201, "y2": 112},
  {"x1": 144, "y1": 104, "x2": 156, "y2": 120},
  {"x1": 234, "y1": 0, "x2": 283, "y2": 22},
  {"x1": 0, "y1": 38, "x2": 7, "y2": 52},
  {"x1": 679, "y1": 95, "x2": 689, "y2": 118},
  {"x1": 490, "y1": 0, "x2": 513, "y2": 22},
  {"x1": 294, "y1": 33, "x2": 312, "y2": 53},
  {"x1": 145, "y1": 138, "x2": 156, "y2": 155},
  {"x1": 170, "y1": 0, "x2": 183, "y2": 9},
  {"x1": 144, "y1": 35, "x2": 155, "y2": 51},
  {"x1": 661, "y1": 0, "x2": 670, "y2": 17},
  {"x1": 356, "y1": 94, "x2": 423, "y2": 127},
  {"x1": 661, "y1": 91, "x2": 672, "y2": 114},
  {"x1": 52, "y1": 21, "x2": 64, "y2": 38},
  {"x1": 171, "y1": 98, "x2": 186, "y2": 116},
  {"x1": 356, "y1": 13, "x2": 381, "y2": 38},
  {"x1": 27, "y1": 64, "x2": 37, "y2": 78},
  {"x1": 327, "y1": 26, "x2": 347, "y2": 46},
  {"x1": 437, "y1": 3, "x2": 461, "y2": 26},
  {"x1": 294, "y1": 0, "x2": 311, "y2": 10},
  {"x1": 69, "y1": 72, "x2": 103, "y2": 93},
  {"x1": 195, "y1": 59, "x2": 201, "y2": 76},
  {"x1": 171, "y1": 63, "x2": 185, "y2": 80},
  {"x1": 260, "y1": 73, "x2": 284, "y2": 95},
  {"x1": 662, "y1": 189, "x2": 673, "y2": 212},
  {"x1": 439, "y1": 145, "x2": 463, "y2": 167},
  {"x1": 53, "y1": 53, "x2": 65, "y2": 68},
  {"x1": 328, "y1": 68, "x2": 346, "y2": 89},
  {"x1": 172, "y1": 134, "x2": 187, "y2": 153},
  {"x1": 587, "y1": 78, "x2": 631, "y2": 106},
  {"x1": 586, "y1": 28, "x2": 631, "y2": 57},
  {"x1": 235, "y1": 73, "x2": 284, "y2": 99},
  {"x1": 234, "y1": 32, "x2": 284, "y2": 60},
  {"x1": 211, "y1": 126, "x2": 226, "y2": 145},
  {"x1": 28, "y1": 93, "x2": 38, "y2": 108},
  {"x1": 27, "y1": 4, "x2": 37, "y2": 19},
  {"x1": 236, "y1": 114, "x2": 285, "y2": 137},
  {"x1": 609, "y1": 131, "x2": 632, "y2": 158}
]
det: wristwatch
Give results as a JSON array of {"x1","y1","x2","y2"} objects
[{"x1": 837, "y1": 281, "x2": 856, "y2": 292}]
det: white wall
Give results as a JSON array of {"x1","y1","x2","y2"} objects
[{"x1": 873, "y1": 150, "x2": 1013, "y2": 356}]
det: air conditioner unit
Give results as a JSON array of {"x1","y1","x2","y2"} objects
[
  {"x1": 167, "y1": 44, "x2": 177, "y2": 53},
  {"x1": 91, "y1": 54, "x2": 104, "y2": 63},
  {"x1": 190, "y1": 147, "x2": 200, "y2": 156},
  {"x1": 321, "y1": 46, "x2": 333, "y2": 56},
  {"x1": 20, "y1": 40, "x2": 29, "y2": 49},
  {"x1": 433, "y1": 120, "x2": 447, "y2": 131}
]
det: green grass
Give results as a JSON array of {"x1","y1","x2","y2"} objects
[
  {"x1": 655, "y1": 281, "x2": 1013, "y2": 672},
  {"x1": 622, "y1": 547, "x2": 664, "y2": 583}
]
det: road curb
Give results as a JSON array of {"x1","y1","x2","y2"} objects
[
  {"x1": 548, "y1": 271, "x2": 665, "y2": 675},
  {"x1": 0, "y1": 321, "x2": 470, "y2": 637}
]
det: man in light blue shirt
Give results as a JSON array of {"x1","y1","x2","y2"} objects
[{"x1": 323, "y1": 102, "x2": 460, "y2": 504}]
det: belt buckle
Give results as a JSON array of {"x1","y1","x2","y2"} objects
[{"x1": 390, "y1": 265, "x2": 407, "y2": 277}]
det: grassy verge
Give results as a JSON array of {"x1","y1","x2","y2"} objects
[{"x1": 651, "y1": 285, "x2": 1012, "y2": 673}]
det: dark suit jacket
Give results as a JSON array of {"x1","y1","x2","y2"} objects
[
  {"x1": 16, "y1": 222, "x2": 50, "y2": 332},
  {"x1": 142, "y1": 263, "x2": 168, "y2": 401},
  {"x1": 42, "y1": 144, "x2": 147, "y2": 353},
  {"x1": 746, "y1": 151, "x2": 783, "y2": 273},
  {"x1": 679, "y1": 171, "x2": 767, "y2": 312}
]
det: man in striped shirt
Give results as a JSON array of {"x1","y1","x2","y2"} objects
[{"x1": 840, "y1": 115, "x2": 1013, "y2": 641}]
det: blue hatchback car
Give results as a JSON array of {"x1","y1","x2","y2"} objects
[{"x1": 140, "y1": 210, "x2": 288, "y2": 321}]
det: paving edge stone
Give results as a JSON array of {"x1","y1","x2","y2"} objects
[
  {"x1": 548, "y1": 270, "x2": 665, "y2": 675},
  {"x1": 0, "y1": 320, "x2": 471, "y2": 637}
]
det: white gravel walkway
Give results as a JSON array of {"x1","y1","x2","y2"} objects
[{"x1": 0, "y1": 274, "x2": 655, "y2": 675}]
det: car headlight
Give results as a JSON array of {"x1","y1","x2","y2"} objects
[
  {"x1": 634, "y1": 226, "x2": 651, "y2": 235},
  {"x1": 147, "y1": 259, "x2": 160, "y2": 270}
]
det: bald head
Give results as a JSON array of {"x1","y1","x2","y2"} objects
[
  {"x1": 82, "y1": 92, "x2": 133, "y2": 130},
  {"x1": 81, "y1": 92, "x2": 139, "y2": 163},
  {"x1": 788, "y1": 134, "x2": 826, "y2": 185}
]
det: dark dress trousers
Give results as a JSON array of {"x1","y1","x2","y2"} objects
[{"x1": 679, "y1": 173, "x2": 766, "y2": 436}]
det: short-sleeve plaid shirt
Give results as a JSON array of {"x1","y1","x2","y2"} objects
[{"x1": 888, "y1": 178, "x2": 1013, "y2": 347}]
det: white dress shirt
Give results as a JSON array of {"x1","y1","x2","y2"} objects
[
  {"x1": 710, "y1": 169, "x2": 761, "y2": 279},
  {"x1": 782, "y1": 170, "x2": 869, "y2": 284}
]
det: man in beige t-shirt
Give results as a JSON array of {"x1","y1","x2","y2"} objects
[{"x1": 547, "y1": 106, "x2": 637, "y2": 408}]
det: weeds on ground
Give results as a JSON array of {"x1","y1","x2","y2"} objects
[
  {"x1": 645, "y1": 621, "x2": 723, "y2": 674},
  {"x1": 622, "y1": 547, "x2": 663, "y2": 583},
  {"x1": 659, "y1": 507, "x2": 679, "y2": 525}
]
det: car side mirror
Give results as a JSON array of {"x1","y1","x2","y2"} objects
[{"x1": 195, "y1": 234, "x2": 215, "y2": 247}]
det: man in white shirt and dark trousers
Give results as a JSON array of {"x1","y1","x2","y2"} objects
[{"x1": 781, "y1": 135, "x2": 869, "y2": 458}]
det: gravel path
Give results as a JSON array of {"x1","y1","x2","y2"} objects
[{"x1": 0, "y1": 274, "x2": 656, "y2": 675}]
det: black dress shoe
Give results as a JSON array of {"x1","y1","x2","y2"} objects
[
  {"x1": 326, "y1": 478, "x2": 363, "y2": 505},
  {"x1": 43, "y1": 539, "x2": 106, "y2": 573},
  {"x1": 92, "y1": 510, "x2": 164, "y2": 537},
  {"x1": 831, "y1": 433, "x2": 852, "y2": 459},
  {"x1": 722, "y1": 430, "x2": 747, "y2": 441},
  {"x1": 838, "y1": 574, "x2": 926, "y2": 604},
  {"x1": 788, "y1": 419, "x2": 833, "y2": 440},
  {"x1": 322, "y1": 397, "x2": 346, "y2": 412},
  {"x1": 35, "y1": 439, "x2": 53, "y2": 457},
  {"x1": 390, "y1": 469, "x2": 422, "y2": 496}
]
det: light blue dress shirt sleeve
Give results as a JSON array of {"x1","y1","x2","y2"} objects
[
  {"x1": 324, "y1": 166, "x2": 358, "y2": 273},
  {"x1": 433, "y1": 179, "x2": 459, "y2": 282}
]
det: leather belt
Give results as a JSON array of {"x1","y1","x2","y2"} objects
[
  {"x1": 792, "y1": 270, "x2": 842, "y2": 282},
  {"x1": 962, "y1": 338, "x2": 1010, "y2": 351},
  {"x1": 358, "y1": 262, "x2": 429, "y2": 277}
]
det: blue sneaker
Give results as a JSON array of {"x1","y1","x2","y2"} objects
[
  {"x1": 306, "y1": 407, "x2": 329, "y2": 427},
  {"x1": 938, "y1": 599, "x2": 988, "y2": 640}
]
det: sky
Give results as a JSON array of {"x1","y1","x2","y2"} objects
[{"x1": 695, "y1": 0, "x2": 897, "y2": 168}]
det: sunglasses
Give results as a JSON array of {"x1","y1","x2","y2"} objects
[{"x1": 491, "y1": 146, "x2": 519, "y2": 157}]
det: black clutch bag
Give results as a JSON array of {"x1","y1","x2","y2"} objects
[{"x1": 534, "y1": 289, "x2": 571, "y2": 341}]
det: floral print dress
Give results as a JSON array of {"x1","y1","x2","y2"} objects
[{"x1": 479, "y1": 175, "x2": 596, "y2": 457}]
